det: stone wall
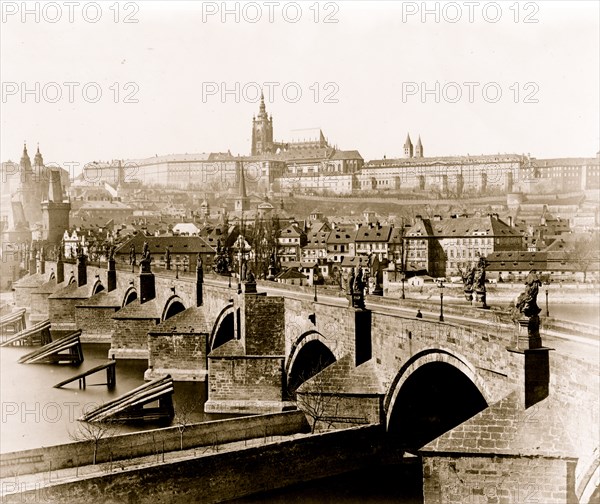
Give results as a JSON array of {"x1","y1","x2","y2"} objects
[
  {"x1": 2, "y1": 425, "x2": 387, "y2": 504},
  {"x1": 207, "y1": 349, "x2": 286, "y2": 413},
  {"x1": 243, "y1": 294, "x2": 285, "y2": 355},
  {"x1": 146, "y1": 332, "x2": 207, "y2": 381},
  {"x1": 75, "y1": 306, "x2": 117, "y2": 342},
  {"x1": 110, "y1": 317, "x2": 157, "y2": 359},
  {"x1": 0, "y1": 411, "x2": 309, "y2": 477},
  {"x1": 422, "y1": 455, "x2": 577, "y2": 504}
]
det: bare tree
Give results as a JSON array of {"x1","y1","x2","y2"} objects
[
  {"x1": 567, "y1": 234, "x2": 600, "y2": 282},
  {"x1": 174, "y1": 400, "x2": 197, "y2": 450},
  {"x1": 294, "y1": 358, "x2": 338, "y2": 434},
  {"x1": 69, "y1": 420, "x2": 117, "y2": 465}
]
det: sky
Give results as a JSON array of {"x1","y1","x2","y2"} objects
[{"x1": 1, "y1": 0, "x2": 599, "y2": 176}]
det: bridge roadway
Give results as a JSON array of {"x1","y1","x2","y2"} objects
[{"x1": 205, "y1": 277, "x2": 599, "y2": 363}]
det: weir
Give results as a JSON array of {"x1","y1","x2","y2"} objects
[
  {"x1": 80, "y1": 375, "x2": 174, "y2": 423},
  {"x1": 0, "y1": 318, "x2": 51, "y2": 347},
  {"x1": 17, "y1": 330, "x2": 83, "y2": 364},
  {"x1": 53, "y1": 359, "x2": 116, "y2": 389}
]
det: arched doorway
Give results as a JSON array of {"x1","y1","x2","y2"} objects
[
  {"x1": 387, "y1": 361, "x2": 487, "y2": 452},
  {"x1": 287, "y1": 339, "x2": 336, "y2": 397}
]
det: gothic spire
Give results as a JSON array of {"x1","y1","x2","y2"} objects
[
  {"x1": 20, "y1": 142, "x2": 32, "y2": 171},
  {"x1": 34, "y1": 143, "x2": 44, "y2": 167},
  {"x1": 238, "y1": 161, "x2": 247, "y2": 198}
]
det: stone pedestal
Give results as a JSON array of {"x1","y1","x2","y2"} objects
[
  {"x1": 507, "y1": 315, "x2": 552, "y2": 408},
  {"x1": 517, "y1": 315, "x2": 542, "y2": 350}
]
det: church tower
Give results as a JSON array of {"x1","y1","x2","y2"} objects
[
  {"x1": 404, "y1": 133, "x2": 414, "y2": 158},
  {"x1": 414, "y1": 135, "x2": 424, "y2": 158},
  {"x1": 18, "y1": 143, "x2": 43, "y2": 226},
  {"x1": 251, "y1": 91, "x2": 274, "y2": 156},
  {"x1": 234, "y1": 162, "x2": 250, "y2": 212},
  {"x1": 41, "y1": 168, "x2": 71, "y2": 244}
]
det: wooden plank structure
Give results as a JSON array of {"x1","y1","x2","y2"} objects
[
  {"x1": 0, "y1": 319, "x2": 52, "y2": 347},
  {"x1": 18, "y1": 330, "x2": 84, "y2": 365},
  {"x1": 54, "y1": 360, "x2": 117, "y2": 390},
  {"x1": 80, "y1": 376, "x2": 175, "y2": 423},
  {"x1": 0, "y1": 308, "x2": 27, "y2": 342}
]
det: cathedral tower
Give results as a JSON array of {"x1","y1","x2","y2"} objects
[{"x1": 251, "y1": 91, "x2": 274, "y2": 156}]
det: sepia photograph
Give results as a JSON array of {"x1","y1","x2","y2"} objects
[{"x1": 0, "y1": 1, "x2": 599, "y2": 502}]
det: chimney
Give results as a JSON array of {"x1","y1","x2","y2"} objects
[
  {"x1": 39, "y1": 254, "x2": 45, "y2": 275},
  {"x1": 508, "y1": 216, "x2": 514, "y2": 227},
  {"x1": 77, "y1": 252, "x2": 87, "y2": 287}
]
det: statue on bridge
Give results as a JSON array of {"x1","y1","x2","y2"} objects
[
  {"x1": 165, "y1": 247, "x2": 171, "y2": 270},
  {"x1": 129, "y1": 244, "x2": 136, "y2": 266},
  {"x1": 459, "y1": 262, "x2": 475, "y2": 301},
  {"x1": 350, "y1": 267, "x2": 366, "y2": 309},
  {"x1": 347, "y1": 267, "x2": 355, "y2": 296},
  {"x1": 213, "y1": 239, "x2": 230, "y2": 275},
  {"x1": 140, "y1": 241, "x2": 152, "y2": 273},
  {"x1": 473, "y1": 255, "x2": 488, "y2": 308},
  {"x1": 514, "y1": 270, "x2": 543, "y2": 318}
]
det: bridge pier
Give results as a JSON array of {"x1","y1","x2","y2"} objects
[{"x1": 205, "y1": 284, "x2": 294, "y2": 414}]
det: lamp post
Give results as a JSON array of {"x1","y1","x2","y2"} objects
[
  {"x1": 401, "y1": 273, "x2": 406, "y2": 300},
  {"x1": 438, "y1": 279, "x2": 445, "y2": 322},
  {"x1": 314, "y1": 280, "x2": 318, "y2": 302},
  {"x1": 545, "y1": 282, "x2": 550, "y2": 317},
  {"x1": 234, "y1": 235, "x2": 251, "y2": 295}
]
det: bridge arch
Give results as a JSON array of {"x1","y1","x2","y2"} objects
[
  {"x1": 285, "y1": 331, "x2": 337, "y2": 396},
  {"x1": 161, "y1": 295, "x2": 186, "y2": 321},
  {"x1": 122, "y1": 286, "x2": 137, "y2": 307},
  {"x1": 385, "y1": 349, "x2": 490, "y2": 451},
  {"x1": 577, "y1": 450, "x2": 600, "y2": 504},
  {"x1": 48, "y1": 271, "x2": 55, "y2": 281},
  {"x1": 209, "y1": 304, "x2": 235, "y2": 351},
  {"x1": 67, "y1": 274, "x2": 76, "y2": 285}
]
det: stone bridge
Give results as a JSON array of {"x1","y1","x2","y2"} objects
[{"x1": 11, "y1": 255, "x2": 600, "y2": 503}]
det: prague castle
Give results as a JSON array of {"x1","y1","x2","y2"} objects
[{"x1": 58, "y1": 99, "x2": 600, "y2": 195}]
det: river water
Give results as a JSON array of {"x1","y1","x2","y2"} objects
[{"x1": 0, "y1": 343, "x2": 225, "y2": 454}]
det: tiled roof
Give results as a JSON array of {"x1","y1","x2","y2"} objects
[
  {"x1": 330, "y1": 150, "x2": 363, "y2": 161},
  {"x1": 115, "y1": 235, "x2": 215, "y2": 255},
  {"x1": 354, "y1": 225, "x2": 392, "y2": 242},
  {"x1": 297, "y1": 354, "x2": 385, "y2": 395},
  {"x1": 149, "y1": 306, "x2": 210, "y2": 334},
  {"x1": 275, "y1": 268, "x2": 308, "y2": 280},
  {"x1": 77, "y1": 289, "x2": 123, "y2": 307},
  {"x1": 433, "y1": 216, "x2": 520, "y2": 238},
  {"x1": 112, "y1": 298, "x2": 161, "y2": 320},
  {"x1": 279, "y1": 224, "x2": 304, "y2": 238},
  {"x1": 421, "y1": 392, "x2": 577, "y2": 459},
  {"x1": 327, "y1": 229, "x2": 357, "y2": 244},
  {"x1": 341, "y1": 256, "x2": 370, "y2": 267}
]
